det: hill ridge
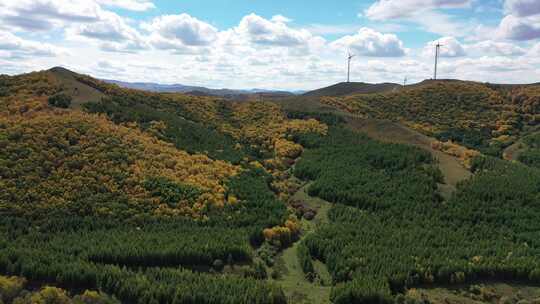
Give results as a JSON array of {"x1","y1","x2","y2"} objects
[{"x1": 303, "y1": 81, "x2": 401, "y2": 97}]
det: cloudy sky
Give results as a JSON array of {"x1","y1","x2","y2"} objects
[{"x1": 1, "y1": 0, "x2": 539, "y2": 90}]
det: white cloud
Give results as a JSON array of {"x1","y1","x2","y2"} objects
[
  {"x1": 467, "y1": 40, "x2": 525, "y2": 56},
  {"x1": 504, "y1": 0, "x2": 540, "y2": 17},
  {"x1": 498, "y1": 14, "x2": 540, "y2": 40},
  {"x1": 364, "y1": 0, "x2": 473, "y2": 37},
  {"x1": 96, "y1": 0, "x2": 155, "y2": 11},
  {"x1": 365, "y1": 0, "x2": 471, "y2": 20},
  {"x1": 456, "y1": 56, "x2": 529, "y2": 72},
  {"x1": 0, "y1": 0, "x2": 102, "y2": 31},
  {"x1": 73, "y1": 11, "x2": 143, "y2": 43},
  {"x1": 331, "y1": 28, "x2": 406, "y2": 57},
  {"x1": 100, "y1": 40, "x2": 148, "y2": 53},
  {"x1": 529, "y1": 42, "x2": 540, "y2": 56},
  {"x1": 423, "y1": 37, "x2": 466, "y2": 57},
  {"x1": 0, "y1": 30, "x2": 62, "y2": 57},
  {"x1": 234, "y1": 13, "x2": 315, "y2": 47},
  {"x1": 143, "y1": 14, "x2": 218, "y2": 47},
  {"x1": 497, "y1": 0, "x2": 540, "y2": 41},
  {"x1": 0, "y1": 0, "x2": 154, "y2": 33},
  {"x1": 270, "y1": 15, "x2": 292, "y2": 23}
]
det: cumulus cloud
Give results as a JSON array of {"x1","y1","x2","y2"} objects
[
  {"x1": 423, "y1": 37, "x2": 466, "y2": 57},
  {"x1": 497, "y1": 0, "x2": 540, "y2": 41},
  {"x1": 0, "y1": 0, "x2": 153, "y2": 54},
  {"x1": 73, "y1": 11, "x2": 142, "y2": 43},
  {"x1": 234, "y1": 14, "x2": 317, "y2": 47},
  {"x1": 331, "y1": 28, "x2": 406, "y2": 57},
  {"x1": 498, "y1": 15, "x2": 540, "y2": 40},
  {"x1": 143, "y1": 14, "x2": 218, "y2": 47}
]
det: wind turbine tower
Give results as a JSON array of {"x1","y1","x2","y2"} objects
[
  {"x1": 347, "y1": 52, "x2": 355, "y2": 83},
  {"x1": 433, "y1": 42, "x2": 442, "y2": 80}
]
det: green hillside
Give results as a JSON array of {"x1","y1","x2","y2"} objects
[{"x1": 323, "y1": 80, "x2": 540, "y2": 156}]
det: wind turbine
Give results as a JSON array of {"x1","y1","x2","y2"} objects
[
  {"x1": 347, "y1": 52, "x2": 355, "y2": 83},
  {"x1": 433, "y1": 41, "x2": 442, "y2": 80}
]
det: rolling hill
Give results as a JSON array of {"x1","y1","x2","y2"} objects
[{"x1": 322, "y1": 79, "x2": 540, "y2": 156}]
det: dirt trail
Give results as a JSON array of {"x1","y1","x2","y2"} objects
[{"x1": 271, "y1": 182, "x2": 332, "y2": 304}]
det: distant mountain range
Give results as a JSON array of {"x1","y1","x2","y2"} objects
[{"x1": 102, "y1": 79, "x2": 302, "y2": 97}]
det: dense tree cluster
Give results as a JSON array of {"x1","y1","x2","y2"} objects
[
  {"x1": 48, "y1": 93, "x2": 72, "y2": 108},
  {"x1": 518, "y1": 132, "x2": 540, "y2": 169},
  {"x1": 286, "y1": 110, "x2": 346, "y2": 126},
  {"x1": 0, "y1": 275, "x2": 119, "y2": 304},
  {"x1": 297, "y1": 243, "x2": 315, "y2": 282},
  {"x1": 83, "y1": 95, "x2": 250, "y2": 164},
  {"x1": 295, "y1": 127, "x2": 540, "y2": 303},
  {"x1": 0, "y1": 169, "x2": 288, "y2": 304},
  {"x1": 294, "y1": 127, "x2": 442, "y2": 210},
  {"x1": 508, "y1": 85, "x2": 540, "y2": 117},
  {"x1": 0, "y1": 109, "x2": 240, "y2": 219}
]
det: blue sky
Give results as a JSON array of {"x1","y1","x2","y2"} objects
[{"x1": 0, "y1": 0, "x2": 539, "y2": 90}]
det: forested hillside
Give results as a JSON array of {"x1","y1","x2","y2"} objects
[
  {"x1": 293, "y1": 127, "x2": 540, "y2": 303},
  {"x1": 3, "y1": 68, "x2": 540, "y2": 304},
  {"x1": 0, "y1": 69, "x2": 327, "y2": 303},
  {"x1": 322, "y1": 80, "x2": 540, "y2": 156}
]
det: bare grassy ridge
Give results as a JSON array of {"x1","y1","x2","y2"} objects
[{"x1": 303, "y1": 82, "x2": 401, "y2": 98}]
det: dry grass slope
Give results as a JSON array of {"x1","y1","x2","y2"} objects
[
  {"x1": 48, "y1": 67, "x2": 106, "y2": 108},
  {"x1": 303, "y1": 82, "x2": 401, "y2": 98}
]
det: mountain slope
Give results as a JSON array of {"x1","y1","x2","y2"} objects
[
  {"x1": 0, "y1": 67, "x2": 332, "y2": 303},
  {"x1": 303, "y1": 82, "x2": 401, "y2": 97},
  {"x1": 49, "y1": 67, "x2": 106, "y2": 108}
]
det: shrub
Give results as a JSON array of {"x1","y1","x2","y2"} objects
[{"x1": 48, "y1": 93, "x2": 72, "y2": 108}]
